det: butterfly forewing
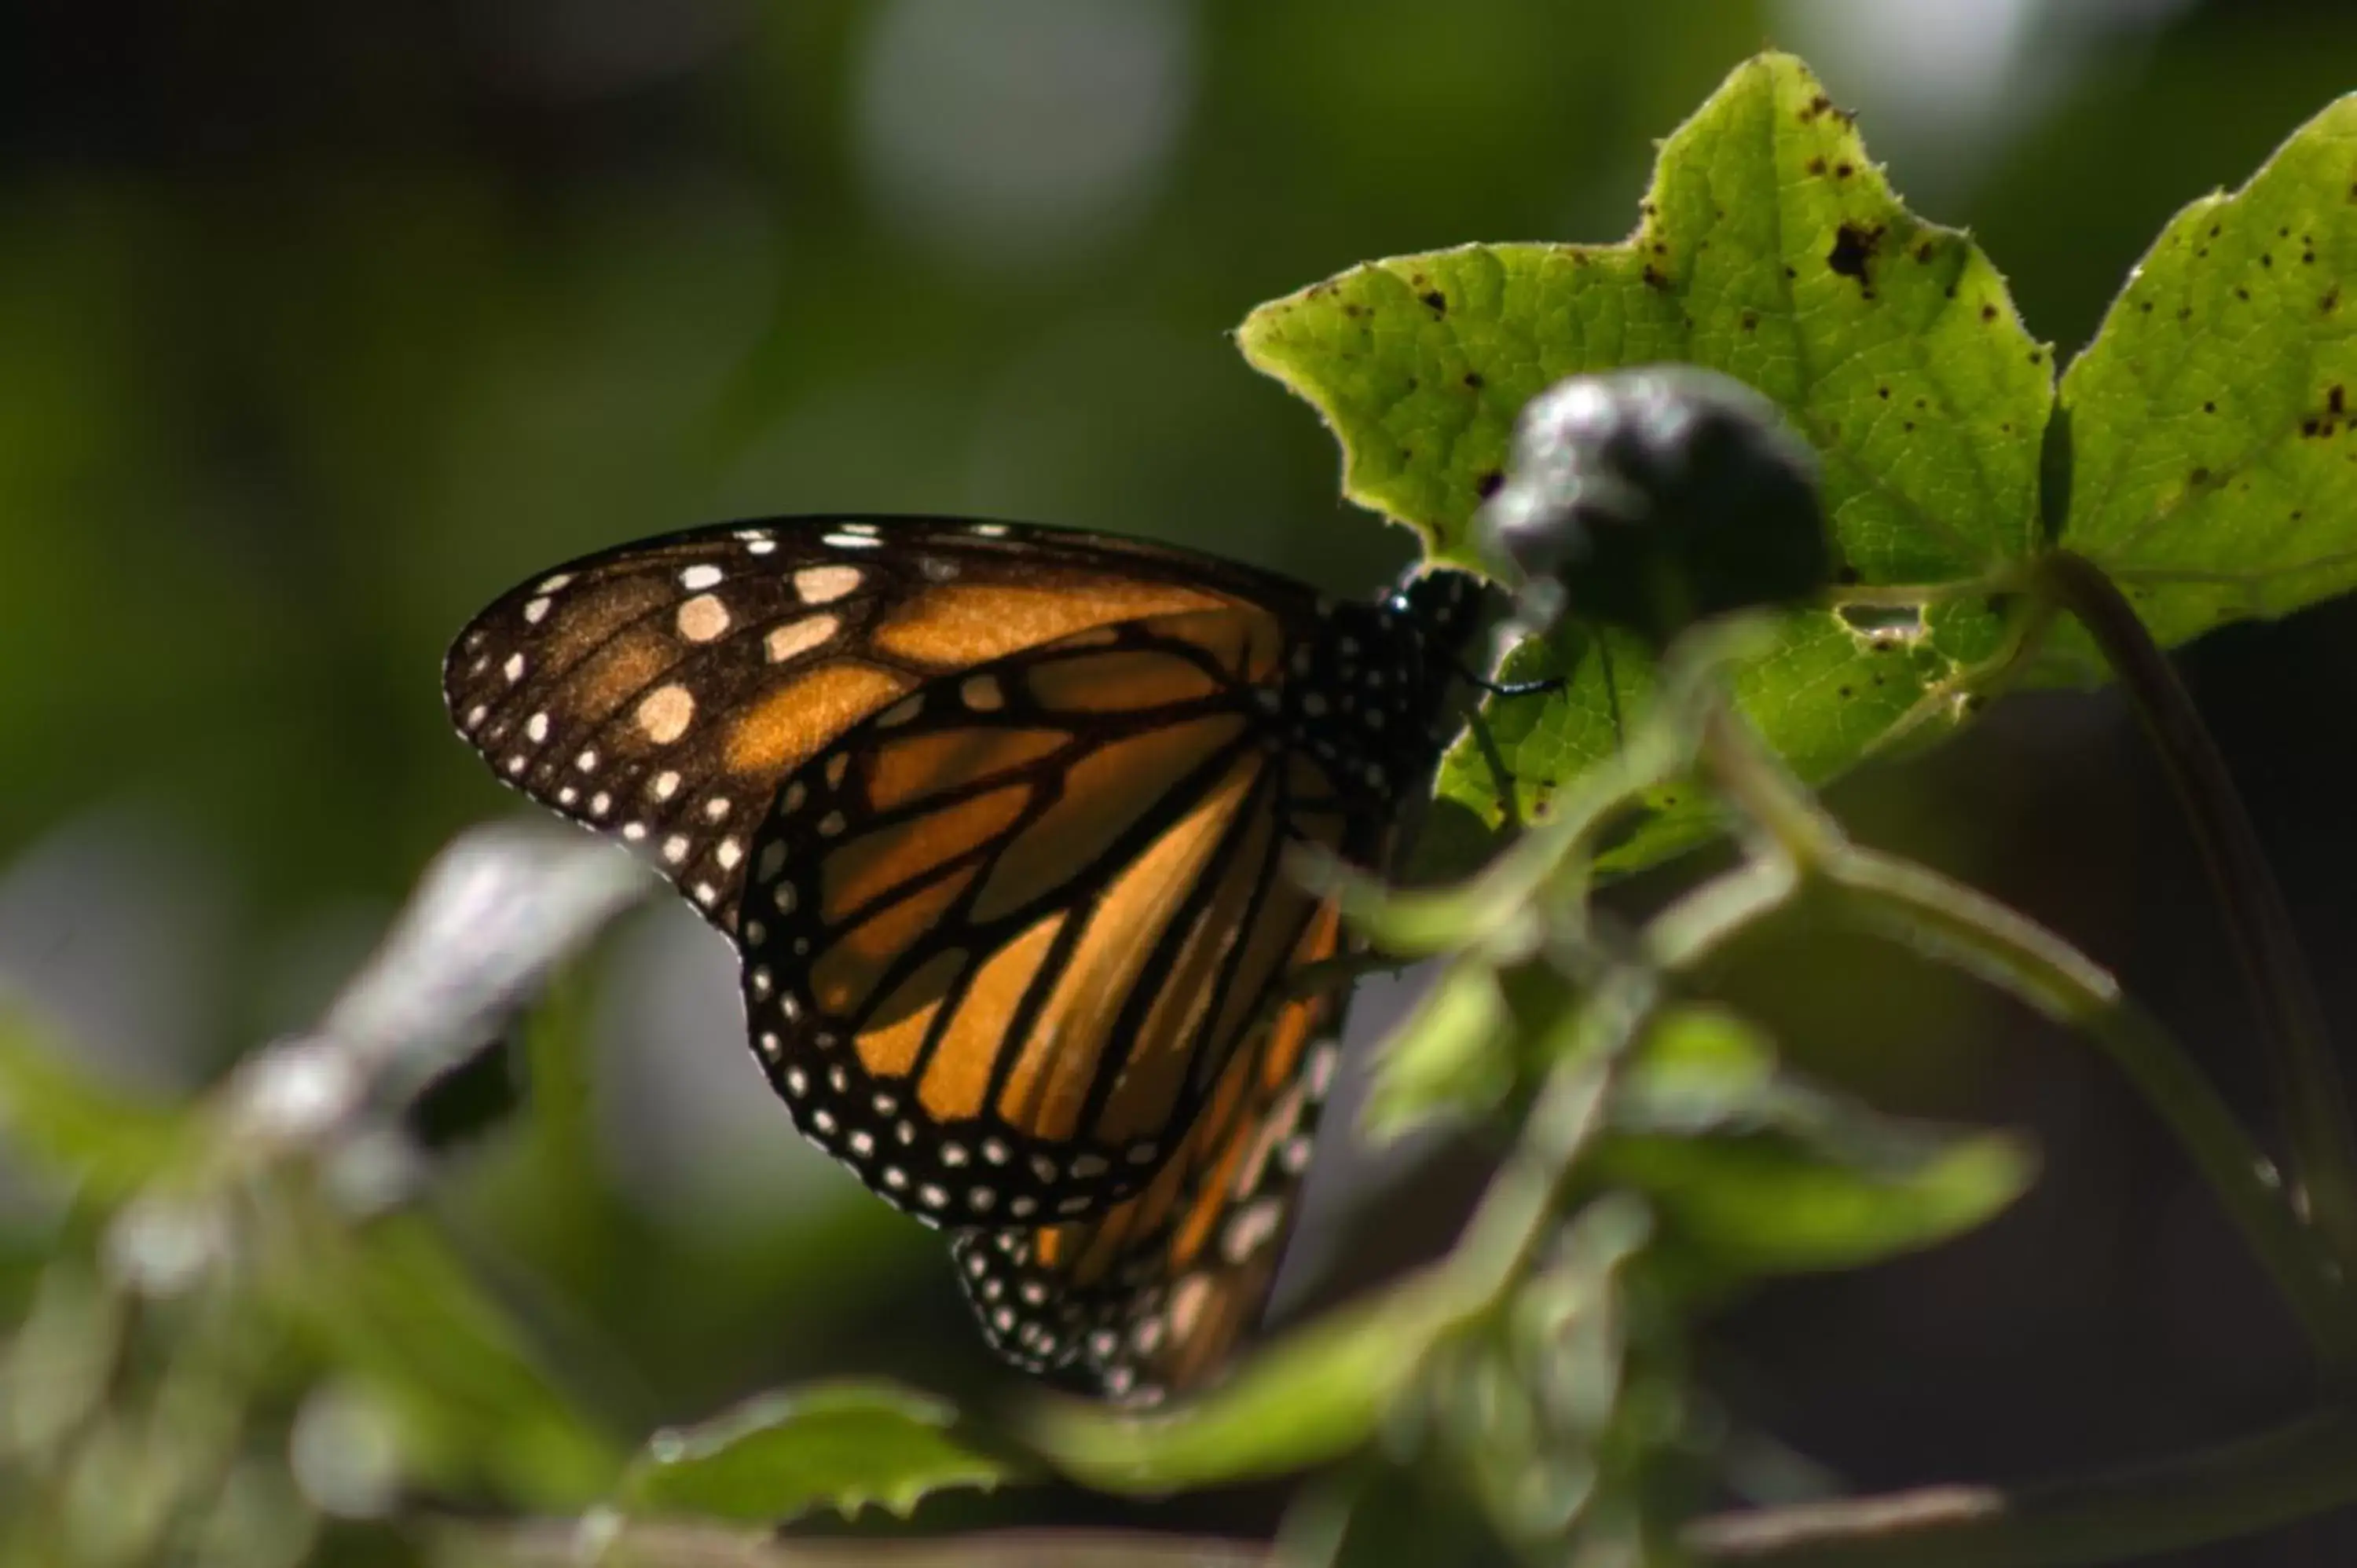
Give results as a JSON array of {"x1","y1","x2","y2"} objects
[{"x1": 442, "y1": 518, "x2": 1291, "y2": 932}]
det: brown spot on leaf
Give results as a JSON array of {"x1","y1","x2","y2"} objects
[
  {"x1": 1420, "y1": 290, "x2": 1447, "y2": 314},
  {"x1": 1641, "y1": 265, "x2": 1670, "y2": 291},
  {"x1": 1475, "y1": 470, "x2": 1505, "y2": 500},
  {"x1": 1462, "y1": 371, "x2": 1484, "y2": 390},
  {"x1": 1834, "y1": 162, "x2": 1855, "y2": 179},
  {"x1": 1914, "y1": 240, "x2": 1936, "y2": 263},
  {"x1": 2190, "y1": 467, "x2": 2212, "y2": 485},
  {"x1": 1828, "y1": 222, "x2": 1882, "y2": 289},
  {"x1": 1979, "y1": 303, "x2": 1998, "y2": 322},
  {"x1": 1740, "y1": 310, "x2": 1759, "y2": 332},
  {"x1": 1807, "y1": 156, "x2": 1828, "y2": 176},
  {"x1": 2324, "y1": 286, "x2": 2342, "y2": 314},
  {"x1": 2330, "y1": 385, "x2": 2346, "y2": 416}
]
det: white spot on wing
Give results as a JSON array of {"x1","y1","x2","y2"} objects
[
  {"x1": 765, "y1": 614, "x2": 838, "y2": 663},
  {"x1": 676, "y1": 593, "x2": 731, "y2": 642},
  {"x1": 636, "y1": 684, "x2": 695, "y2": 746},
  {"x1": 794, "y1": 566, "x2": 863, "y2": 604}
]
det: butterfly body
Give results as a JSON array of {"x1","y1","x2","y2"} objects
[{"x1": 445, "y1": 516, "x2": 1477, "y2": 1399}]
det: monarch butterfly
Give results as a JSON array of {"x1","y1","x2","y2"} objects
[{"x1": 444, "y1": 516, "x2": 1482, "y2": 1400}]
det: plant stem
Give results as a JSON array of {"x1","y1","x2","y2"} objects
[
  {"x1": 427, "y1": 1409, "x2": 2357, "y2": 1568},
  {"x1": 2035, "y1": 548, "x2": 2357, "y2": 1279},
  {"x1": 1697, "y1": 699, "x2": 2356, "y2": 1368},
  {"x1": 1683, "y1": 1408, "x2": 2357, "y2": 1568},
  {"x1": 430, "y1": 1520, "x2": 1277, "y2": 1567}
]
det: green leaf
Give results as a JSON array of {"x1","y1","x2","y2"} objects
[
  {"x1": 1238, "y1": 51, "x2": 2050, "y2": 855},
  {"x1": 1028, "y1": 1273, "x2": 1468, "y2": 1494},
  {"x1": 2056, "y1": 90, "x2": 2357, "y2": 649},
  {"x1": 0, "y1": 995, "x2": 189, "y2": 1205},
  {"x1": 620, "y1": 1383, "x2": 1014, "y2": 1524},
  {"x1": 1596, "y1": 1009, "x2": 2036, "y2": 1278},
  {"x1": 1453, "y1": 599, "x2": 2008, "y2": 872},
  {"x1": 1363, "y1": 962, "x2": 1515, "y2": 1141},
  {"x1": 1610, "y1": 1006, "x2": 1778, "y2": 1135},
  {"x1": 260, "y1": 1200, "x2": 621, "y2": 1510},
  {"x1": 1599, "y1": 1128, "x2": 2032, "y2": 1279}
]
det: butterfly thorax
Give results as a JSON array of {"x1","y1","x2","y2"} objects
[{"x1": 1275, "y1": 570, "x2": 1479, "y2": 821}]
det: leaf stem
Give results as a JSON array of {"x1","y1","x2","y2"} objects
[
  {"x1": 2034, "y1": 548, "x2": 2357, "y2": 1280},
  {"x1": 1683, "y1": 1407, "x2": 2357, "y2": 1568},
  {"x1": 1696, "y1": 698, "x2": 2356, "y2": 1368}
]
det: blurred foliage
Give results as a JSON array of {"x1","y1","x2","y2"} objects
[{"x1": 6, "y1": 5, "x2": 2357, "y2": 1566}]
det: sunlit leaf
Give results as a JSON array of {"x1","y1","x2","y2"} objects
[
  {"x1": 2055, "y1": 89, "x2": 2357, "y2": 650},
  {"x1": 1239, "y1": 51, "x2": 2049, "y2": 861},
  {"x1": 620, "y1": 1383, "x2": 1014, "y2": 1523}
]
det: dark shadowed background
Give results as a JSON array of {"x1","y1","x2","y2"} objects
[{"x1": 4, "y1": 1, "x2": 2355, "y2": 1560}]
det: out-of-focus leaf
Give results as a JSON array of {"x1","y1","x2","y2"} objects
[
  {"x1": 1029, "y1": 1273, "x2": 1468, "y2": 1494},
  {"x1": 1364, "y1": 963, "x2": 1515, "y2": 1141},
  {"x1": 0, "y1": 998, "x2": 189, "y2": 1204},
  {"x1": 2054, "y1": 90, "x2": 2357, "y2": 649},
  {"x1": 1240, "y1": 51, "x2": 2048, "y2": 863},
  {"x1": 619, "y1": 1383, "x2": 1014, "y2": 1524},
  {"x1": 1611, "y1": 1006, "x2": 1780, "y2": 1136},
  {"x1": 258, "y1": 1198, "x2": 621, "y2": 1510},
  {"x1": 0, "y1": 1264, "x2": 123, "y2": 1464},
  {"x1": 1598, "y1": 1053, "x2": 2035, "y2": 1280}
]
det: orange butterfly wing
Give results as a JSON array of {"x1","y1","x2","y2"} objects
[
  {"x1": 735, "y1": 604, "x2": 1362, "y2": 1226},
  {"x1": 950, "y1": 900, "x2": 1352, "y2": 1401},
  {"x1": 443, "y1": 518, "x2": 1289, "y2": 934},
  {"x1": 445, "y1": 516, "x2": 1483, "y2": 1396}
]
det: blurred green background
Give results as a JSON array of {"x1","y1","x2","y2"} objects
[{"x1": 5, "y1": 0, "x2": 2357, "y2": 1555}]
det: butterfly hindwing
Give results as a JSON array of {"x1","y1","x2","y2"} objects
[
  {"x1": 734, "y1": 606, "x2": 1352, "y2": 1227},
  {"x1": 948, "y1": 904, "x2": 1351, "y2": 1401}
]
